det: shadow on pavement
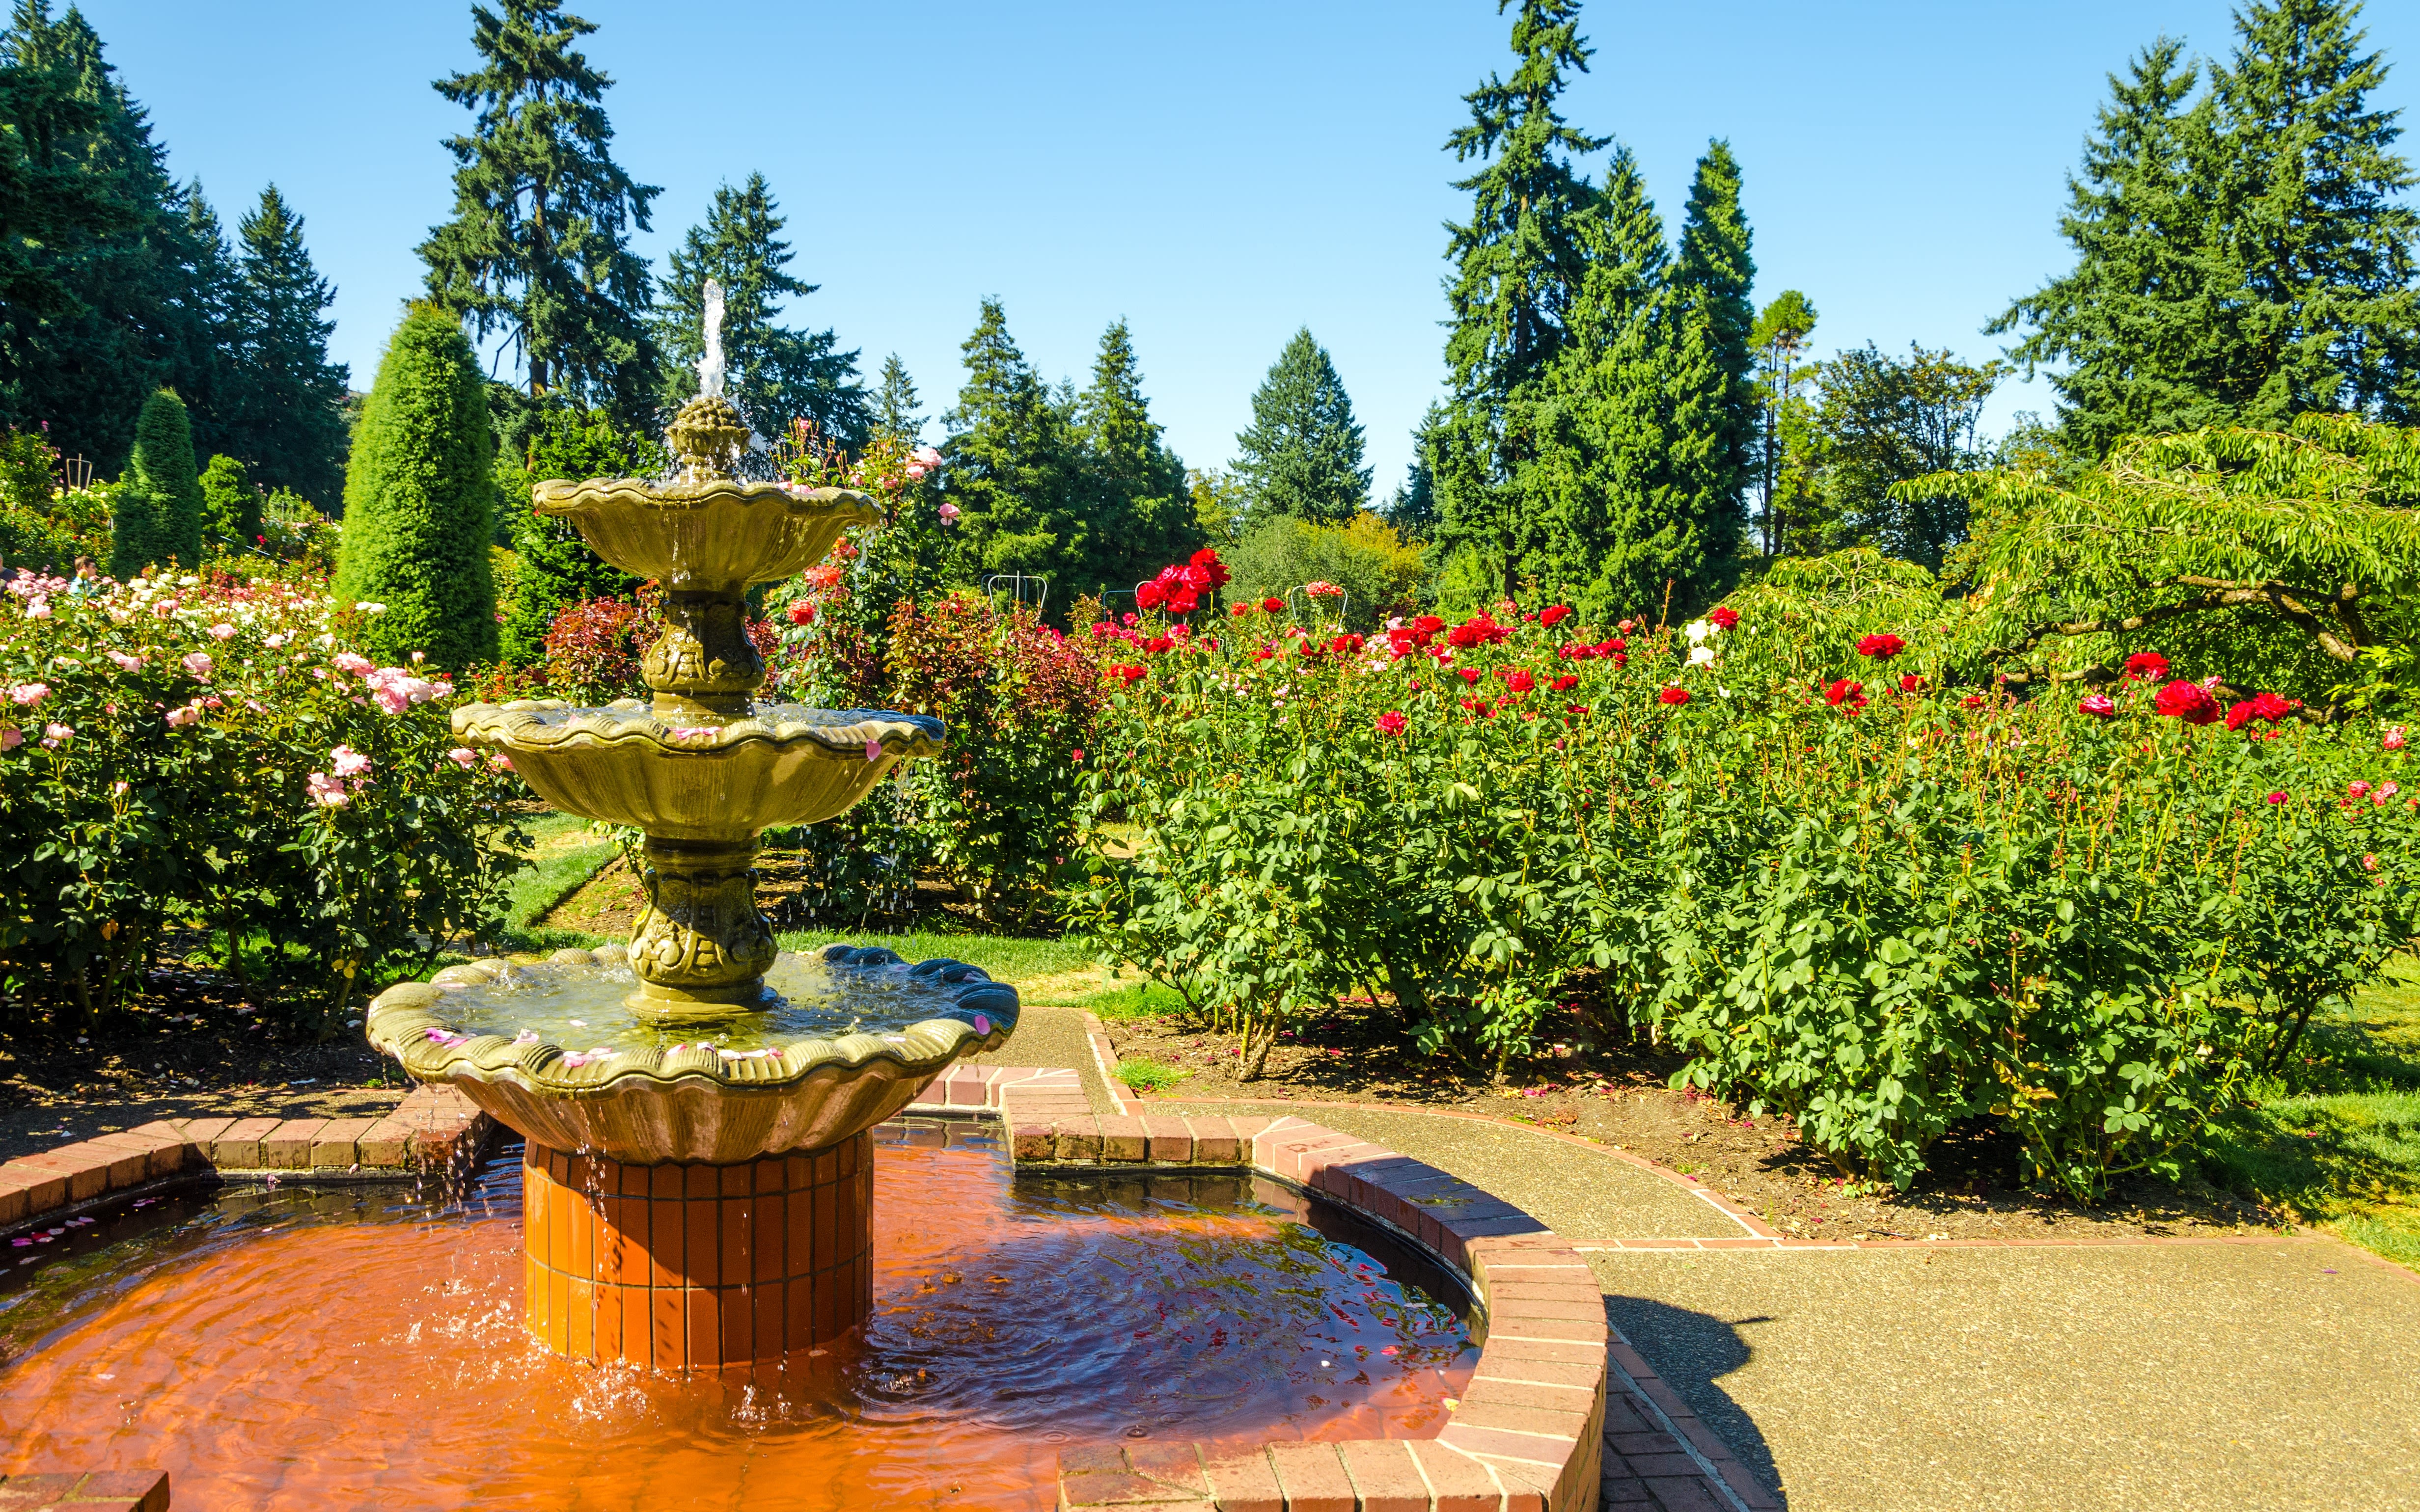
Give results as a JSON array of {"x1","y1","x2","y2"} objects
[{"x1": 1603, "y1": 1294, "x2": 1785, "y2": 1505}]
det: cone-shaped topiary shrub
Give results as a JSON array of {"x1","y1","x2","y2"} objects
[
  {"x1": 334, "y1": 304, "x2": 499, "y2": 671},
  {"x1": 109, "y1": 389, "x2": 205, "y2": 577}
]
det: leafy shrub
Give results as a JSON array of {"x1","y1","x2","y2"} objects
[
  {"x1": 1067, "y1": 580, "x2": 2420, "y2": 1197},
  {"x1": 1224, "y1": 512, "x2": 1427, "y2": 629},
  {"x1": 0, "y1": 564, "x2": 529, "y2": 1034}
]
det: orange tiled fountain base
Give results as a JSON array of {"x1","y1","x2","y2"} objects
[{"x1": 521, "y1": 1133, "x2": 873, "y2": 1370}]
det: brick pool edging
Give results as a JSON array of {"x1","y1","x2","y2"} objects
[
  {"x1": 0, "y1": 1084, "x2": 494, "y2": 1238},
  {"x1": 913, "y1": 1064, "x2": 1614, "y2": 1512}
]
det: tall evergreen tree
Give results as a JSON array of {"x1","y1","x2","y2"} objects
[
  {"x1": 1530, "y1": 147, "x2": 1691, "y2": 619},
  {"x1": 0, "y1": 3, "x2": 191, "y2": 470},
  {"x1": 2203, "y1": 0, "x2": 2419, "y2": 421},
  {"x1": 1431, "y1": 0, "x2": 1608, "y2": 597},
  {"x1": 1996, "y1": 3, "x2": 2420, "y2": 449},
  {"x1": 162, "y1": 183, "x2": 237, "y2": 459},
  {"x1": 1078, "y1": 319, "x2": 1194, "y2": 587},
  {"x1": 1231, "y1": 327, "x2": 1370, "y2": 529},
  {"x1": 197, "y1": 451, "x2": 256, "y2": 545},
  {"x1": 1991, "y1": 40, "x2": 2226, "y2": 455},
  {"x1": 495, "y1": 403, "x2": 655, "y2": 665},
  {"x1": 1387, "y1": 406, "x2": 1444, "y2": 539},
  {"x1": 108, "y1": 387, "x2": 201, "y2": 575},
  {"x1": 418, "y1": 0, "x2": 659, "y2": 429},
  {"x1": 335, "y1": 306, "x2": 499, "y2": 671},
  {"x1": 226, "y1": 184, "x2": 350, "y2": 508},
  {"x1": 1669, "y1": 140, "x2": 1756, "y2": 564},
  {"x1": 939, "y1": 299, "x2": 1087, "y2": 602},
  {"x1": 871, "y1": 353, "x2": 922, "y2": 445},
  {"x1": 653, "y1": 173, "x2": 868, "y2": 446}
]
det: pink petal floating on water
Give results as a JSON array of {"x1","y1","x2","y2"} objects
[{"x1": 864, "y1": 738, "x2": 882, "y2": 762}]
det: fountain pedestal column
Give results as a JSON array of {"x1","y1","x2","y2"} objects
[{"x1": 522, "y1": 1134, "x2": 873, "y2": 1370}]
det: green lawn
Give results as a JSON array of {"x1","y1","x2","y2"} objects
[
  {"x1": 2195, "y1": 959, "x2": 2420, "y2": 1270},
  {"x1": 772, "y1": 927, "x2": 1094, "y2": 989},
  {"x1": 491, "y1": 812, "x2": 621, "y2": 951}
]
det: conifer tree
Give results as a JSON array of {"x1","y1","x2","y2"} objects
[
  {"x1": 871, "y1": 354, "x2": 923, "y2": 445},
  {"x1": 227, "y1": 184, "x2": 350, "y2": 508},
  {"x1": 0, "y1": 3, "x2": 191, "y2": 470},
  {"x1": 163, "y1": 183, "x2": 238, "y2": 460},
  {"x1": 418, "y1": 0, "x2": 659, "y2": 429},
  {"x1": 335, "y1": 306, "x2": 499, "y2": 671},
  {"x1": 1079, "y1": 319, "x2": 1195, "y2": 588},
  {"x1": 1813, "y1": 343, "x2": 2004, "y2": 569},
  {"x1": 1432, "y1": 0, "x2": 1608, "y2": 597},
  {"x1": 197, "y1": 452, "x2": 257, "y2": 545},
  {"x1": 115, "y1": 387, "x2": 203, "y2": 575},
  {"x1": 1232, "y1": 327, "x2": 1370, "y2": 529},
  {"x1": 1669, "y1": 140, "x2": 1756, "y2": 563},
  {"x1": 1386, "y1": 408, "x2": 1443, "y2": 539},
  {"x1": 1996, "y1": 2, "x2": 2420, "y2": 449},
  {"x1": 495, "y1": 403, "x2": 655, "y2": 665},
  {"x1": 654, "y1": 173, "x2": 868, "y2": 446},
  {"x1": 1991, "y1": 40, "x2": 2225, "y2": 455},
  {"x1": 939, "y1": 299, "x2": 1087, "y2": 601}
]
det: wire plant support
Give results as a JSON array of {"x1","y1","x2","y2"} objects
[{"x1": 984, "y1": 573, "x2": 1049, "y2": 617}]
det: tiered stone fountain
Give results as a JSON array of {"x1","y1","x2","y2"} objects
[{"x1": 363, "y1": 291, "x2": 1016, "y2": 1370}]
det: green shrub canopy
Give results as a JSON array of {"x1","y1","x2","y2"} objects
[
  {"x1": 109, "y1": 389, "x2": 204, "y2": 577},
  {"x1": 334, "y1": 306, "x2": 499, "y2": 671}
]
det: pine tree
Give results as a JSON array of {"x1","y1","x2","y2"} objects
[
  {"x1": 335, "y1": 306, "x2": 499, "y2": 671},
  {"x1": 1531, "y1": 147, "x2": 1685, "y2": 620},
  {"x1": 227, "y1": 184, "x2": 350, "y2": 508},
  {"x1": 1077, "y1": 320, "x2": 1194, "y2": 588},
  {"x1": 418, "y1": 0, "x2": 659, "y2": 429},
  {"x1": 2203, "y1": 0, "x2": 2419, "y2": 421},
  {"x1": 162, "y1": 183, "x2": 238, "y2": 460},
  {"x1": 1995, "y1": 3, "x2": 2420, "y2": 449},
  {"x1": 495, "y1": 403, "x2": 656, "y2": 665},
  {"x1": 1669, "y1": 140, "x2": 1755, "y2": 566},
  {"x1": 1991, "y1": 40, "x2": 2226, "y2": 455},
  {"x1": 939, "y1": 299, "x2": 1087, "y2": 602},
  {"x1": 1386, "y1": 408, "x2": 1442, "y2": 539},
  {"x1": 871, "y1": 354, "x2": 922, "y2": 445},
  {"x1": 1232, "y1": 328, "x2": 1370, "y2": 529},
  {"x1": 1432, "y1": 0, "x2": 1608, "y2": 597},
  {"x1": 654, "y1": 173, "x2": 868, "y2": 446},
  {"x1": 109, "y1": 387, "x2": 202, "y2": 575},
  {"x1": 0, "y1": 3, "x2": 189, "y2": 470}
]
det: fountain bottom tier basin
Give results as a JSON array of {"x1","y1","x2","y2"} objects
[{"x1": 0, "y1": 1118, "x2": 1477, "y2": 1512}]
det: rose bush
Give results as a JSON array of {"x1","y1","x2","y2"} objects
[
  {"x1": 0, "y1": 565, "x2": 529, "y2": 1033},
  {"x1": 1066, "y1": 576, "x2": 2420, "y2": 1198}
]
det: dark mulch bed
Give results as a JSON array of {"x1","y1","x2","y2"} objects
[
  {"x1": 0, "y1": 959, "x2": 405, "y2": 1165},
  {"x1": 1105, "y1": 1003, "x2": 2287, "y2": 1245}
]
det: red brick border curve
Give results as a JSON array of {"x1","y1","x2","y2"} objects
[{"x1": 919, "y1": 1063, "x2": 1615, "y2": 1512}]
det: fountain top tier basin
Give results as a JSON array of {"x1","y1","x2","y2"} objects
[
  {"x1": 365, "y1": 944, "x2": 1016, "y2": 1164},
  {"x1": 532, "y1": 471, "x2": 879, "y2": 593}
]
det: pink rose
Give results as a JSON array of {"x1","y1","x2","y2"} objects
[
  {"x1": 305, "y1": 771, "x2": 349, "y2": 809},
  {"x1": 333, "y1": 651, "x2": 373, "y2": 676},
  {"x1": 938, "y1": 502, "x2": 961, "y2": 524},
  {"x1": 163, "y1": 704, "x2": 200, "y2": 728},
  {"x1": 2079, "y1": 693, "x2": 2116, "y2": 718},
  {"x1": 488, "y1": 754, "x2": 513, "y2": 772},
  {"x1": 2386, "y1": 726, "x2": 2407, "y2": 752},
  {"x1": 0, "y1": 727, "x2": 19, "y2": 751},
  {"x1": 330, "y1": 745, "x2": 371, "y2": 779},
  {"x1": 913, "y1": 446, "x2": 942, "y2": 467},
  {"x1": 8, "y1": 682, "x2": 49, "y2": 706},
  {"x1": 181, "y1": 652, "x2": 212, "y2": 678},
  {"x1": 107, "y1": 650, "x2": 143, "y2": 672},
  {"x1": 208, "y1": 622, "x2": 236, "y2": 641},
  {"x1": 447, "y1": 747, "x2": 478, "y2": 769}
]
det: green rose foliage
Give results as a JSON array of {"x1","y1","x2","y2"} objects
[
  {"x1": 0, "y1": 564, "x2": 530, "y2": 1035},
  {"x1": 1067, "y1": 591, "x2": 2419, "y2": 1198}
]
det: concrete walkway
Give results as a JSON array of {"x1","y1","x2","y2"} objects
[{"x1": 983, "y1": 1010, "x2": 2420, "y2": 1511}]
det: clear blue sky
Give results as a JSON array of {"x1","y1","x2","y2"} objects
[{"x1": 72, "y1": 0, "x2": 2420, "y2": 499}]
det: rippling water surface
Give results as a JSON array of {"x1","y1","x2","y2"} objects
[{"x1": 0, "y1": 1122, "x2": 1475, "y2": 1510}]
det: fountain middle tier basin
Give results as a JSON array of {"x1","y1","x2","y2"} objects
[
  {"x1": 453, "y1": 701, "x2": 945, "y2": 839},
  {"x1": 365, "y1": 945, "x2": 1015, "y2": 1164}
]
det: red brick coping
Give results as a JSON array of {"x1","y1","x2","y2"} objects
[
  {"x1": 916, "y1": 1065, "x2": 1618, "y2": 1512},
  {"x1": 0, "y1": 1084, "x2": 493, "y2": 1236},
  {"x1": 0, "y1": 1474, "x2": 168, "y2": 1512}
]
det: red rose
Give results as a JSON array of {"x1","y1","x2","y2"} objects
[
  {"x1": 786, "y1": 602, "x2": 816, "y2": 625},
  {"x1": 1375, "y1": 710, "x2": 1406, "y2": 736},
  {"x1": 1136, "y1": 581, "x2": 1166, "y2": 611},
  {"x1": 1709, "y1": 606, "x2": 1739, "y2": 630},
  {"x1": 1855, "y1": 633, "x2": 1905, "y2": 659},
  {"x1": 1898, "y1": 673, "x2": 1922, "y2": 693},
  {"x1": 1540, "y1": 604, "x2": 1572, "y2": 628},
  {"x1": 1413, "y1": 615, "x2": 1444, "y2": 636},
  {"x1": 1145, "y1": 636, "x2": 1173, "y2": 655},
  {"x1": 1190, "y1": 546, "x2": 1232, "y2": 588},
  {"x1": 1825, "y1": 678, "x2": 1867, "y2": 709},
  {"x1": 1230, "y1": 603, "x2": 1250, "y2": 618},
  {"x1": 2123, "y1": 651, "x2": 2170, "y2": 682},
  {"x1": 1458, "y1": 667, "x2": 1480, "y2": 684},
  {"x1": 1505, "y1": 669, "x2": 1536, "y2": 692},
  {"x1": 1262, "y1": 596, "x2": 1285, "y2": 613},
  {"x1": 2153, "y1": 679, "x2": 2218, "y2": 724},
  {"x1": 2250, "y1": 692, "x2": 2294, "y2": 722},
  {"x1": 1658, "y1": 687, "x2": 1689, "y2": 706},
  {"x1": 1551, "y1": 674, "x2": 1578, "y2": 692}
]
